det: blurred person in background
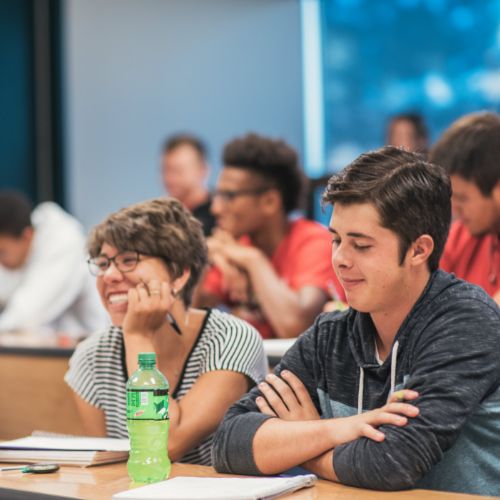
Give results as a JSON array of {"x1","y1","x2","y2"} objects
[
  {"x1": 194, "y1": 133, "x2": 345, "y2": 339},
  {"x1": 161, "y1": 133, "x2": 215, "y2": 236},
  {"x1": 0, "y1": 191, "x2": 105, "y2": 336},
  {"x1": 386, "y1": 112, "x2": 429, "y2": 155},
  {"x1": 65, "y1": 198, "x2": 266, "y2": 465},
  {"x1": 430, "y1": 111, "x2": 500, "y2": 305}
]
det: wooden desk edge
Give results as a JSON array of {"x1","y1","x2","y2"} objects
[{"x1": 0, "y1": 462, "x2": 497, "y2": 500}]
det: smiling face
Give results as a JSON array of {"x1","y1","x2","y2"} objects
[
  {"x1": 96, "y1": 243, "x2": 172, "y2": 326},
  {"x1": 330, "y1": 202, "x2": 418, "y2": 315}
]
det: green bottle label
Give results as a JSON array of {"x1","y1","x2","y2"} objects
[{"x1": 126, "y1": 389, "x2": 169, "y2": 420}]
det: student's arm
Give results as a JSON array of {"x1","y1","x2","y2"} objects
[
  {"x1": 331, "y1": 298, "x2": 500, "y2": 490},
  {"x1": 213, "y1": 322, "x2": 321, "y2": 474},
  {"x1": 241, "y1": 251, "x2": 329, "y2": 338},
  {"x1": 65, "y1": 333, "x2": 108, "y2": 437},
  {"x1": 251, "y1": 401, "x2": 417, "y2": 475},
  {"x1": 123, "y1": 285, "x2": 266, "y2": 461},
  {"x1": 168, "y1": 371, "x2": 250, "y2": 461},
  {"x1": 73, "y1": 395, "x2": 107, "y2": 437},
  {"x1": 210, "y1": 241, "x2": 330, "y2": 338},
  {"x1": 194, "y1": 237, "x2": 253, "y2": 308},
  {"x1": 126, "y1": 328, "x2": 252, "y2": 460},
  {"x1": 256, "y1": 371, "x2": 418, "y2": 480},
  {"x1": 212, "y1": 320, "x2": 411, "y2": 475},
  {"x1": 124, "y1": 333, "x2": 257, "y2": 461},
  {"x1": 253, "y1": 371, "x2": 418, "y2": 476}
]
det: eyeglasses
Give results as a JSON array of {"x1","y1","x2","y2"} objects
[
  {"x1": 87, "y1": 251, "x2": 152, "y2": 277},
  {"x1": 212, "y1": 187, "x2": 271, "y2": 203}
]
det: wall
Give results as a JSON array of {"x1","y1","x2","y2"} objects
[
  {"x1": 63, "y1": 0, "x2": 303, "y2": 229},
  {"x1": 0, "y1": 0, "x2": 36, "y2": 200}
]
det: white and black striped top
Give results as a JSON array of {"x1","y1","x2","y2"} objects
[{"x1": 65, "y1": 308, "x2": 268, "y2": 466}]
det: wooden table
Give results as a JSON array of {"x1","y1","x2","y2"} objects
[{"x1": 0, "y1": 462, "x2": 497, "y2": 500}]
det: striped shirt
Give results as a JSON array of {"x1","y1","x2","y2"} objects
[{"x1": 65, "y1": 308, "x2": 268, "y2": 465}]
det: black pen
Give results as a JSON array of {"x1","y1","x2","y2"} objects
[{"x1": 167, "y1": 312, "x2": 182, "y2": 336}]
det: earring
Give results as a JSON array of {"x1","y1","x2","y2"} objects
[{"x1": 172, "y1": 288, "x2": 178, "y2": 298}]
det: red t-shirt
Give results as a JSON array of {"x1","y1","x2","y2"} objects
[
  {"x1": 440, "y1": 220, "x2": 499, "y2": 297},
  {"x1": 202, "y1": 218, "x2": 345, "y2": 338}
]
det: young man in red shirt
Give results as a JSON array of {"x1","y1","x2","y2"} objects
[
  {"x1": 430, "y1": 112, "x2": 500, "y2": 305},
  {"x1": 194, "y1": 133, "x2": 344, "y2": 339}
]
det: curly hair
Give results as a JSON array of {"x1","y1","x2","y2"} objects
[
  {"x1": 222, "y1": 133, "x2": 304, "y2": 213},
  {"x1": 87, "y1": 197, "x2": 208, "y2": 305}
]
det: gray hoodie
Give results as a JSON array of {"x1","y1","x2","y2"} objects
[{"x1": 212, "y1": 271, "x2": 500, "y2": 496}]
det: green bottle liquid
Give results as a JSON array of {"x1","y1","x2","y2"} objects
[{"x1": 126, "y1": 352, "x2": 171, "y2": 483}]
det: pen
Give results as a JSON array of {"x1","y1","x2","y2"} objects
[{"x1": 167, "y1": 312, "x2": 183, "y2": 336}]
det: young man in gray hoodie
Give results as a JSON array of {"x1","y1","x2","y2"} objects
[{"x1": 212, "y1": 147, "x2": 500, "y2": 496}]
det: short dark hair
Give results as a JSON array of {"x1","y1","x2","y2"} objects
[
  {"x1": 430, "y1": 112, "x2": 500, "y2": 196},
  {"x1": 388, "y1": 112, "x2": 429, "y2": 144},
  {"x1": 322, "y1": 146, "x2": 451, "y2": 272},
  {"x1": 222, "y1": 133, "x2": 304, "y2": 214},
  {"x1": 87, "y1": 197, "x2": 208, "y2": 306},
  {"x1": 162, "y1": 133, "x2": 207, "y2": 160},
  {"x1": 0, "y1": 191, "x2": 33, "y2": 237}
]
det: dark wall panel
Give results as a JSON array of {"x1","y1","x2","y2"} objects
[{"x1": 0, "y1": 0, "x2": 36, "y2": 200}]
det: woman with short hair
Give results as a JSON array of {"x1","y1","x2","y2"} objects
[{"x1": 65, "y1": 197, "x2": 267, "y2": 465}]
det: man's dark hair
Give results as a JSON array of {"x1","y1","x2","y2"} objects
[
  {"x1": 222, "y1": 133, "x2": 304, "y2": 214},
  {"x1": 322, "y1": 146, "x2": 451, "y2": 272},
  {"x1": 162, "y1": 133, "x2": 207, "y2": 160},
  {"x1": 430, "y1": 111, "x2": 500, "y2": 196},
  {"x1": 0, "y1": 191, "x2": 33, "y2": 237},
  {"x1": 388, "y1": 112, "x2": 429, "y2": 144}
]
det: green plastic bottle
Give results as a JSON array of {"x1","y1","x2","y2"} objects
[{"x1": 126, "y1": 352, "x2": 171, "y2": 483}]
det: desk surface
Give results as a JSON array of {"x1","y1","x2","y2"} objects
[
  {"x1": 0, "y1": 462, "x2": 496, "y2": 500},
  {"x1": 0, "y1": 332, "x2": 76, "y2": 357}
]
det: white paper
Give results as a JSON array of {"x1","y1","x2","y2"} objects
[{"x1": 113, "y1": 475, "x2": 317, "y2": 500}]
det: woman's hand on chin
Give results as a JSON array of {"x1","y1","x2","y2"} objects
[{"x1": 122, "y1": 279, "x2": 174, "y2": 337}]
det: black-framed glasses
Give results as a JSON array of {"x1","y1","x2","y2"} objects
[
  {"x1": 212, "y1": 187, "x2": 272, "y2": 203},
  {"x1": 87, "y1": 251, "x2": 151, "y2": 277}
]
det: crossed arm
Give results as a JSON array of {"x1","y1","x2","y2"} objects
[{"x1": 251, "y1": 371, "x2": 419, "y2": 480}]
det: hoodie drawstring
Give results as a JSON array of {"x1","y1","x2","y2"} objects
[
  {"x1": 357, "y1": 368, "x2": 364, "y2": 415},
  {"x1": 390, "y1": 340, "x2": 399, "y2": 396},
  {"x1": 357, "y1": 339, "x2": 400, "y2": 414}
]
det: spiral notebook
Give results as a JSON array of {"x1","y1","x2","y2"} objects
[
  {"x1": 0, "y1": 436, "x2": 130, "y2": 467},
  {"x1": 112, "y1": 474, "x2": 317, "y2": 500}
]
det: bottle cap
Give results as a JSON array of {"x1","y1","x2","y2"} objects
[{"x1": 138, "y1": 352, "x2": 156, "y2": 365}]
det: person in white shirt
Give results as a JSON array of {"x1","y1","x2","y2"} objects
[{"x1": 0, "y1": 191, "x2": 106, "y2": 336}]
